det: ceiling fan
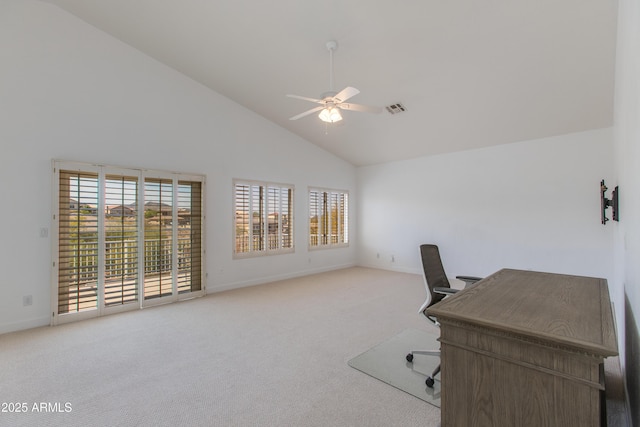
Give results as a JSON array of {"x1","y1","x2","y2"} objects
[{"x1": 287, "y1": 40, "x2": 382, "y2": 123}]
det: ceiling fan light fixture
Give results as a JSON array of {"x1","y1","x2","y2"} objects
[{"x1": 319, "y1": 107, "x2": 342, "y2": 123}]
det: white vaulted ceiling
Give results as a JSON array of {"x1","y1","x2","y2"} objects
[{"x1": 42, "y1": 0, "x2": 618, "y2": 166}]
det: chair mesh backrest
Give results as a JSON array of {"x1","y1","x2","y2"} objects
[{"x1": 420, "y1": 244, "x2": 451, "y2": 308}]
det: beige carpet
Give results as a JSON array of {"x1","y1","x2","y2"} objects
[
  {"x1": 348, "y1": 328, "x2": 441, "y2": 407},
  {"x1": 0, "y1": 267, "x2": 441, "y2": 427}
]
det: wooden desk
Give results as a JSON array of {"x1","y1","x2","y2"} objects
[{"x1": 427, "y1": 268, "x2": 618, "y2": 427}]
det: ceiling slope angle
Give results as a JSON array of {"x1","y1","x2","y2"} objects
[{"x1": 40, "y1": 0, "x2": 618, "y2": 166}]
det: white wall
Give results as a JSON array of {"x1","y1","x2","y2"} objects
[
  {"x1": 357, "y1": 129, "x2": 614, "y2": 282},
  {"x1": 613, "y1": 0, "x2": 640, "y2": 421},
  {"x1": 0, "y1": 0, "x2": 357, "y2": 334}
]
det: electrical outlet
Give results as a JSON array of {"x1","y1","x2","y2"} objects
[
  {"x1": 391, "y1": 255, "x2": 395, "y2": 263},
  {"x1": 23, "y1": 295, "x2": 33, "y2": 306},
  {"x1": 40, "y1": 227, "x2": 48, "y2": 238}
]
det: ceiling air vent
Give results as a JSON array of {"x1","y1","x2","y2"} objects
[{"x1": 385, "y1": 103, "x2": 406, "y2": 115}]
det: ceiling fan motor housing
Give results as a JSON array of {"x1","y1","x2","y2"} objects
[{"x1": 321, "y1": 91, "x2": 338, "y2": 100}]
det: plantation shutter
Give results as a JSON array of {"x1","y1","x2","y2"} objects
[
  {"x1": 251, "y1": 184, "x2": 264, "y2": 252},
  {"x1": 340, "y1": 192, "x2": 349, "y2": 244},
  {"x1": 330, "y1": 192, "x2": 339, "y2": 244},
  {"x1": 309, "y1": 190, "x2": 320, "y2": 247},
  {"x1": 281, "y1": 188, "x2": 293, "y2": 249},
  {"x1": 234, "y1": 181, "x2": 294, "y2": 256},
  {"x1": 104, "y1": 174, "x2": 139, "y2": 307},
  {"x1": 54, "y1": 161, "x2": 205, "y2": 324},
  {"x1": 143, "y1": 178, "x2": 174, "y2": 300},
  {"x1": 177, "y1": 180, "x2": 202, "y2": 293},
  {"x1": 267, "y1": 186, "x2": 293, "y2": 250},
  {"x1": 235, "y1": 183, "x2": 250, "y2": 253},
  {"x1": 58, "y1": 171, "x2": 99, "y2": 314},
  {"x1": 235, "y1": 182, "x2": 266, "y2": 254},
  {"x1": 308, "y1": 188, "x2": 348, "y2": 248},
  {"x1": 321, "y1": 191, "x2": 329, "y2": 245},
  {"x1": 267, "y1": 187, "x2": 278, "y2": 250}
]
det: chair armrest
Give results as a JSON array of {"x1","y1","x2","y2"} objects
[
  {"x1": 456, "y1": 275, "x2": 483, "y2": 286},
  {"x1": 434, "y1": 287, "x2": 458, "y2": 296}
]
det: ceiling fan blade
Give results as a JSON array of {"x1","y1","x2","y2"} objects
[
  {"x1": 286, "y1": 94, "x2": 324, "y2": 104},
  {"x1": 339, "y1": 103, "x2": 383, "y2": 114},
  {"x1": 289, "y1": 106, "x2": 324, "y2": 120},
  {"x1": 333, "y1": 86, "x2": 360, "y2": 103}
]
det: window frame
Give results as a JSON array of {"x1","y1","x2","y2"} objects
[
  {"x1": 308, "y1": 187, "x2": 349, "y2": 250},
  {"x1": 51, "y1": 160, "x2": 206, "y2": 324},
  {"x1": 233, "y1": 179, "x2": 294, "y2": 258}
]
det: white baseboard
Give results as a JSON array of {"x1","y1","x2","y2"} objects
[
  {"x1": 0, "y1": 316, "x2": 50, "y2": 335},
  {"x1": 206, "y1": 263, "x2": 356, "y2": 294},
  {"x1": 356, "y1": 261, "x2": 421, "y2": 276}
]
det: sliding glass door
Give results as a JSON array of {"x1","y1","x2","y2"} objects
[{"x1": 53, "y1": 161, "x2": 205, "y2": 323}]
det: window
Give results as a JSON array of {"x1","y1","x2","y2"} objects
[
  {"x1": 53, "y1": 160, "x2": 205, "y2": 323},
  {"x1": 309, "y1": 188, "x2": 349, "y2": 248},
  {"x1": 234, "y1": 180, "x2": 293, "y2": 257}
]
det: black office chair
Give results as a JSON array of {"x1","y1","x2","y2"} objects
[{"x1": 406, "y1": 244, "x2": 482, "y2": 387}]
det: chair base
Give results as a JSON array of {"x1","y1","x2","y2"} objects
[{"x1": 406, "y1": 351, "x2": 441, "y2": 388}]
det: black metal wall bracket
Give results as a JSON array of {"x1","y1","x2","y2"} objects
[{"x1": 601, "y1": 179, "x2": 619, "y2": 225}]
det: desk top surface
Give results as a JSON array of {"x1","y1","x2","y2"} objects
[{"x1": 428, "y1": 268, "x2": 618, "y2": 356}]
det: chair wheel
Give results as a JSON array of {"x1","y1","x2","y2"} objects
[
  {"x1": 406, "y1": 353, "x2": 414, "y2": 362},
  {"x1": 426, "y1": 377, "x2": 435, "y2": 388}
]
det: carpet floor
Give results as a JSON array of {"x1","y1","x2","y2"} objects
[{"x1": 0, "y1": 267, "x2": 442, "y2": 427}]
